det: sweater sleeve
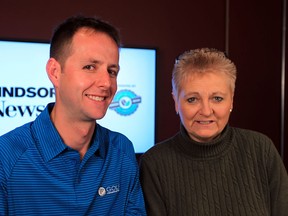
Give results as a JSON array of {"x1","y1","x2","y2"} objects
[
  {"x1": 266, "y1": 138, "x2": 288, "y2": 216},
  {"x1": 139, "y1": 155, "x2": 167, "y2": 216}
]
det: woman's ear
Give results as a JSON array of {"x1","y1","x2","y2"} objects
[
  {"x1": 172, "y1": 92, "x2": 179, "y2": 115},
  {"x1": 46, "y1": 58, "x2": 61, "y2": 87},
  {"x1": 230, "y1": 93, "x2": 234, "y2": 112}
]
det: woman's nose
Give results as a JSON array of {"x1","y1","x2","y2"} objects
[{"x1": 199, "y1": 101, "x2": 213, "y2": 116}]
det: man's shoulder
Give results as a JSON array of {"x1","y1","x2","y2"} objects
[
  {"x1": 97, "y1": 124, "x2": 132, "y2": 145},
  {"x1": 0, "y1": 123, "x2": 34, "y2": 178},
  {"x1": 0, "y1": 122, "x2": 33, "y2": 158},
  {"x1": 96, "y1": 124, "x2": 136, "y2": 158}
]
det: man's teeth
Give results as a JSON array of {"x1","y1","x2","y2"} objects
[{"x1": 87, "y1": 95, "x2": 105, "y2": 101}]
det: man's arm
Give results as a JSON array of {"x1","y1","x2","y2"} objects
[
  {"x1": 126, "y1": 169, "x2": 147, "y2": 216},
  {"x1": 0, "y1": 160, "x2": 8, "y2": 216}
]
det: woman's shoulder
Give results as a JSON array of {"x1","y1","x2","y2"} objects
[
  {"x1": 141, "y1": 132, "x2": 180, "y2": 161},
  {"x1": 230, "y1": 126, "x2": 275, "y2": 153},
  {"x1": 231, "y1": 127, "x2": 272, "y2": 142}
]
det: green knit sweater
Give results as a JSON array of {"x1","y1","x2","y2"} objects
[{"x1": 139, "y1": 125, "x2": 288, "y2": 216}]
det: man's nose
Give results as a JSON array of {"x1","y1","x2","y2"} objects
[{"x1": 97, "y1": 70, "x2": 112, "y2": 88}]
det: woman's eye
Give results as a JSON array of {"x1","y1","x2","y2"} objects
[
  {"x1": 187, "y1": 97, "x2": 197, "y2": 103},
  {"x1": 214, "y1": 96, "x2": 223, "y2": 102}
]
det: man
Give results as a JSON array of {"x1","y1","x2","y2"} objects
[{"x1": 0, "y1": 16, "x2": 146, "y2": 215}]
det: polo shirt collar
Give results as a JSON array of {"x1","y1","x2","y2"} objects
[
  {"x1": 31, "y1": 103, "x2": 68, "y2": 162},
  {"x1": 32, "y1": 103, "x2": 106, "y2": 162}
]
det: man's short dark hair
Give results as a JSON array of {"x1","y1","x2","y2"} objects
[{"x1": 50, "y1": 15, "x2": 121, "y2": 65}]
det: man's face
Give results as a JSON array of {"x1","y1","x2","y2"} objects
[{"x1": 55, "y1": 28, "x2": 119, "y2": 122}]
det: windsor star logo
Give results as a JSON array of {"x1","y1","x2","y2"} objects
[
  {"x1": 109, "y1": 89, "x2": 141, "y2": 116},
  {"x1": 0, "y1": 86, "x2": 55, "y2": 118}
]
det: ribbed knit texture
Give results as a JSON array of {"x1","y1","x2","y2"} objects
[
  {"x1": 0, "y1": 103, "x2": 146, "y2": 216},
  {"x1": 140, "y1": 124, "x2": 288, "y2": 216}
]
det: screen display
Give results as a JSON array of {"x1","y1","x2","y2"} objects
[{"x1": 0, "y1": 40, "x2": 156, "y2": 153}]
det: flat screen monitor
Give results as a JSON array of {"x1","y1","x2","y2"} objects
[{"x1": 0, "y1": 39, "x2": 156, "y2": 154}]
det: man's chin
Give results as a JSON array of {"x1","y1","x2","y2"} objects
[{"x1": 94, "y1": 112, "x2": 108, "y2": 121}]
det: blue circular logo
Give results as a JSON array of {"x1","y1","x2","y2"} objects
[{"x1": 109, "y1": 90, "x2": 141, "y2": 116}]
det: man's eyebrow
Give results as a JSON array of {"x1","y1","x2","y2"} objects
[
  {"x1": 88, "y1": 59, "x2": 119, "y2": 69},
  {"x1": 89, "y1": 59, "x2": 101, "y2": 64}
]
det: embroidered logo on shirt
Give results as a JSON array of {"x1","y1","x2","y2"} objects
[
  {"x1": 98, "y1": 184, "x2": 120, "y2": 197},
  {"x1": 98, "y1": 187, "x2": 106, "y2": 196}
]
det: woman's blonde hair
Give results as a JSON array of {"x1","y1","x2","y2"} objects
[{"x1": 172, "y1": 48, "x2": 237, "y2": 96}]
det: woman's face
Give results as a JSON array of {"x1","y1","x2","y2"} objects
[{"x1": 173, "y1": 71, "x2": 234, "y2": 142}]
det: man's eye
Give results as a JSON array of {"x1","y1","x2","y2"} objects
[
  {"x1": 187, "y1": 97, "x2": 197, "y2": 103},
  {"x1": 83, "y1": 65, "x2": 95, "y2": 70},
  {"x1": 214, "y1": 96, "x2": 223, "y2": 102},
  {"x1": 108, "y1": 69, "x2": 119, "y2": 77}
]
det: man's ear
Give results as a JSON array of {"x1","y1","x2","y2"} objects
[{"x1": 46, "y1": 58, "x2": 61, "y2": 87}]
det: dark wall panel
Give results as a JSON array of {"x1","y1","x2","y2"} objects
[
  {"x1": 284, "y1": 2, "x2": 288, "y2": 167},
  {"x1": 228, "y1": 0, "x2": 284, "y2": 165}
]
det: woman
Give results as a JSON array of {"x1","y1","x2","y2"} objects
[{"x1": 139, "y1": 48, "x2": 288, "y2": 215}]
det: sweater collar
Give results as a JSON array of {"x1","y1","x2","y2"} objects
[{"x1": 177, "y1": 123, "x2": 233, "y2": 159}]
